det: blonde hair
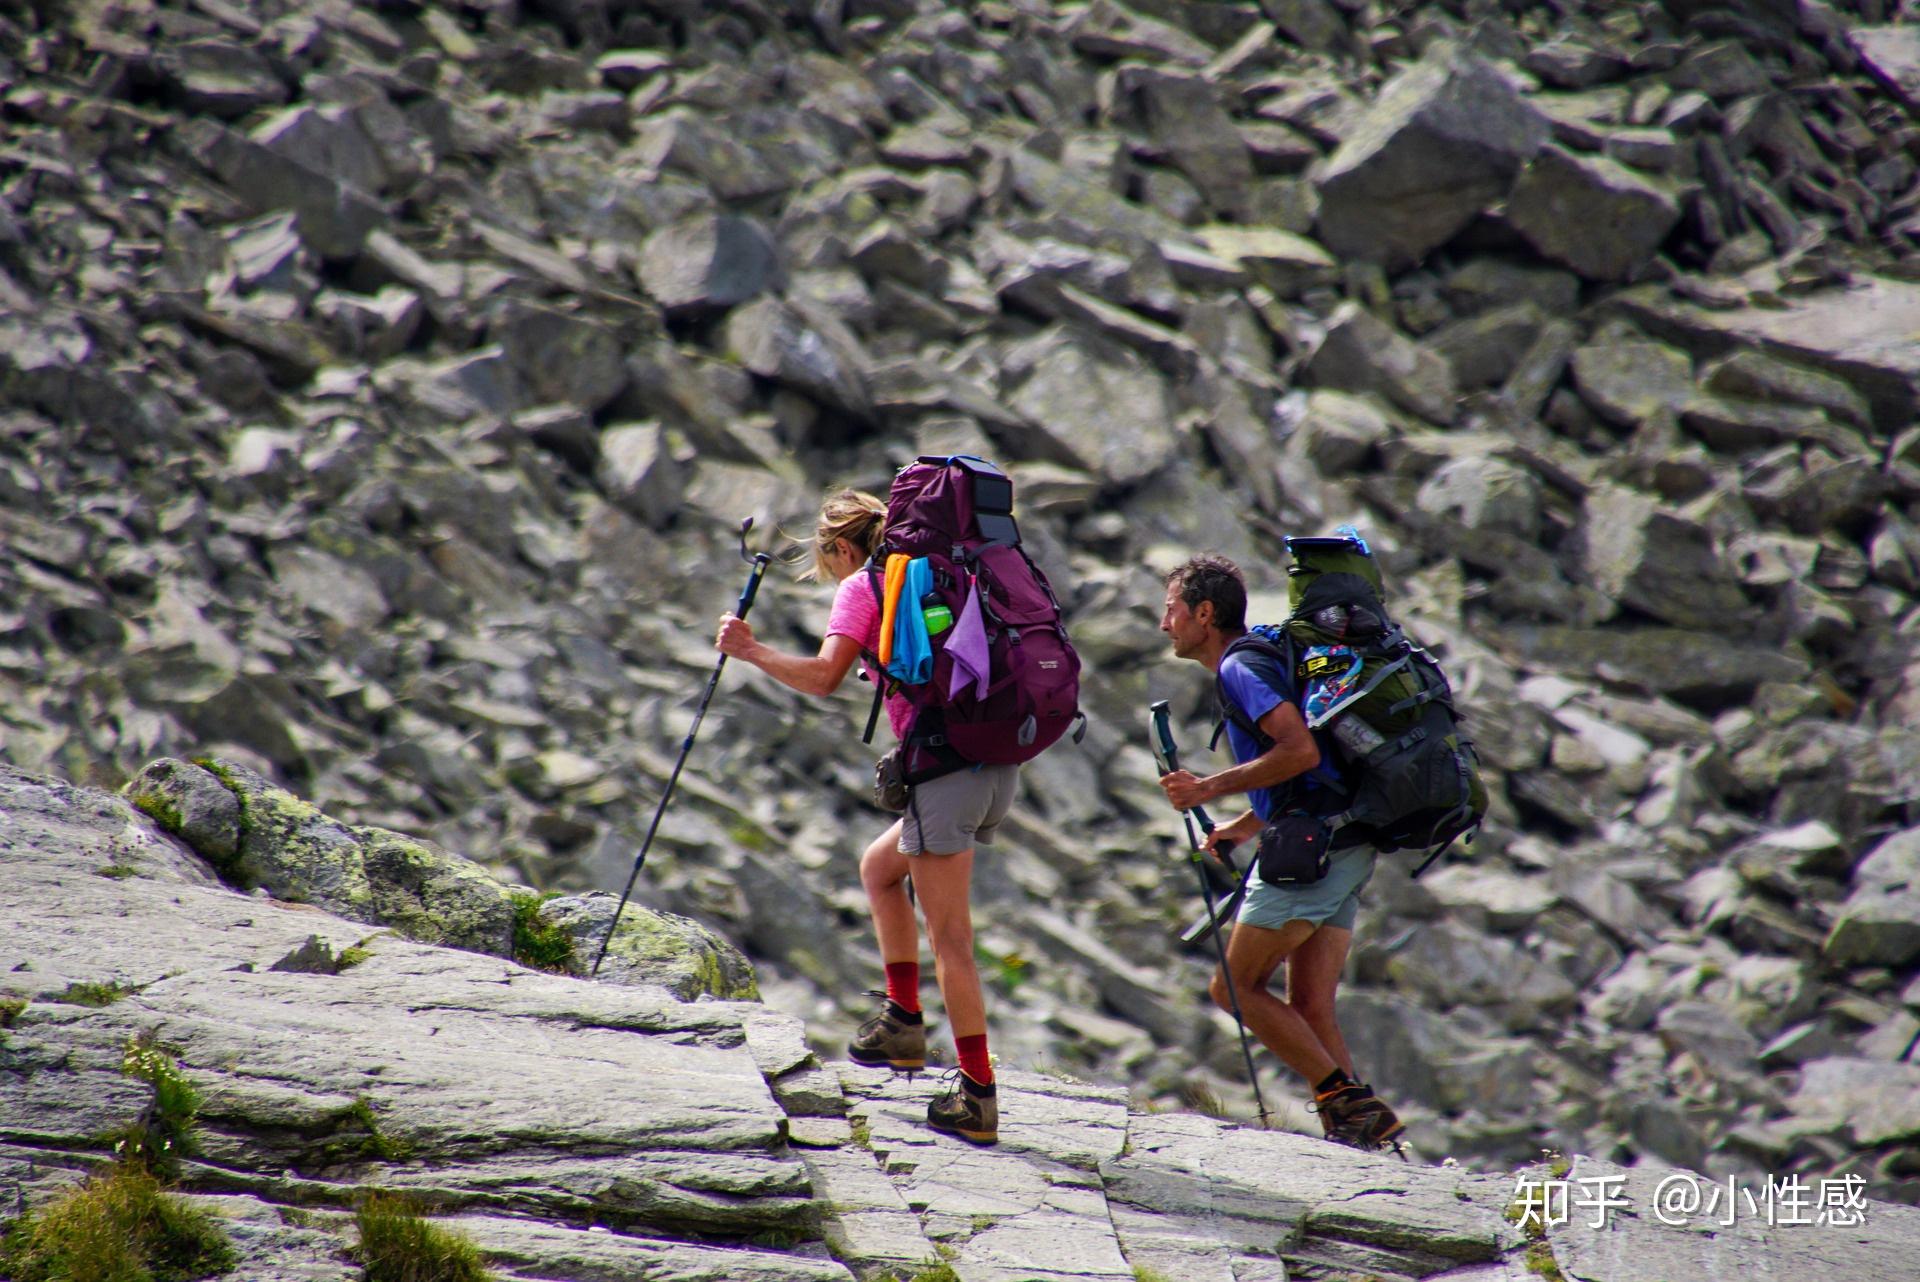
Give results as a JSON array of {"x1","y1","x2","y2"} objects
[{"x1": 801, "y1": 488, "x2": 886, "y2": 581}]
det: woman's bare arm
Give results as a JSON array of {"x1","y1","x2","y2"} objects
[{"x1": 716, "y1": 616, "x2": 863, "y2": 697}]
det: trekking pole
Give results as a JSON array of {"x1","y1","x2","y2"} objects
[
  {"x1": 592, "y1": 519, "x2": 772, "y2": 977},
  {"x1": 1149, "y1": 701, "x2": 1273, "y2": 1130}
]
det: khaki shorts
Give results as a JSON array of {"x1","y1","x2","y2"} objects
[
  {"x1": 1239, "y1": 846, "x2": 1376, "y2": 931},
  {"x1": 901, "y1": 764, "x2": 1019, "y2": 855}
]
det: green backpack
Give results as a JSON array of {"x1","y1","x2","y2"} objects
[{"x1": 1219, "y1": 528, "x2": 1488, "y2": 875}]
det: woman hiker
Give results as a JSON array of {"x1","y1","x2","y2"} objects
[{"x1": 714, "y1": 488, "x2": 1012, "y2": 1145}]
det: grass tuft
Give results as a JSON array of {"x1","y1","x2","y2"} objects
[
  {"x1": 0, "y1": 1162, "x2": 235, "y2": 1282},
  {"x1": 907, "y1": 1263, "x2": 960, "y2": 1282},
  {"x1": 53, "y1": 981, "x2": 134, "y2": 1007},
  {"x1": 1133, "y1": 1267, "x2": 1176, "y2": 1282},
  {"x1": 508, "y1": 893, "x2": 574, "y2": 973},
  {"x1": 0, "y1": 995, "x2": 25, "y2": 1028},
  {"x1": 354, "y1": 1193, "x2": 493, "y2": 1282}
]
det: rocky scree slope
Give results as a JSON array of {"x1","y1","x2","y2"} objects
[
  {"x1": 0, "y1": 0, "x2": 1918, "y2": 1201},
  {"x1": 7, "y1": 762, "x2": 1920, "y2": 1282}
]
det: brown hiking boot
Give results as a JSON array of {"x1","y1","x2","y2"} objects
[
  {"x1": 1314, "y1": 1083, "x2": 1405, "y2": 1152},
  {"x1": 847, "y1": 993, "x2": 926, "y2": 1071},
  {"x1": 927, "y1": 1069, "x2": 997, "y2": 1145}
]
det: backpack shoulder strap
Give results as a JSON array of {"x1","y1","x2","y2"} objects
[{"x1": 1213, "y1": 631, "x2": 1293, "y2": 752}]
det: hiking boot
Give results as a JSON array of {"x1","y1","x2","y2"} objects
[
  {"x1": 927, "y1": 1069, "x2": 997, "y2": 1145},
  {"x1": 1314, "y1": 1083, "x2": 1405, "y2": 1152},
  {"x1": 847, "y1": 993, "x2": 926, "y2": 1072}
]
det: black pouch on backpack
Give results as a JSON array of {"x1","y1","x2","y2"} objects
[
  {"x1": 1256, "y1": 812, "x2": 1332, "y2": 886},
  {"x1": 872, "y1": 748, "x2": 910, "y2": 813}
]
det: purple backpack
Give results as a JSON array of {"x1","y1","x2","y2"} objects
[{"x1": 863, "y1": 456, "x2": 1083, "y2": 783}]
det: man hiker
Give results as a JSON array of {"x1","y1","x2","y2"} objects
[
  {"x1": 1156, "y1": 554, "x2": 1406, "y2": 1151},
  {"x1": 715, "y1": 488, "x2": 1011, "y2": 1145}
]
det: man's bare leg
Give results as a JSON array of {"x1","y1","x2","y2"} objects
[{"x1": 1209, "y1": 918, "x2": 1338, "y2": 1085}]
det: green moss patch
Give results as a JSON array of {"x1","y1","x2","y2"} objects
[
  {"x1": 130, "y1": 791, "x2": 184, "y2": 833},
  {"x1": 354, "y1": 1193, "x2": 494, "y2": 1282},
  {"x1": 96, "y1": 863, "x2": 140, "y2": 879},
  {"x1": 508, "y1": 893, "x2": 574, "y2": 973},
  {"x1": 0, "y1": 1163, "x2": 235, "y2": 1282},
  {"x1": 0, "y1": 996, "x2": 25, "y2": 1028}
]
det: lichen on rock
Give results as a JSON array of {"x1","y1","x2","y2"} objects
[{"x1": 543, "y1": 892, "x2": 760, "y2": 1002}]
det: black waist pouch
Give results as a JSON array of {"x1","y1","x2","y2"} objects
[
  {"x1": 872, "y1": 748, "x2": 910, "y2": 813},
  {"x1": 1256, "y1": 812, "x2": 1332, "y2": 886}
]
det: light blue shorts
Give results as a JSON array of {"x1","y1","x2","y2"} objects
[{"x1": 1238, "y1": 846, "x2": 1377, "y2": 932}]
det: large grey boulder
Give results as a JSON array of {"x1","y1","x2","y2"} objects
[
  {"x1": 1416, "y1": 456, "x2": 1542, "y2": 540},
  {"x1": 1506, "y1": 146, "x2": 1683, "y2": 281},
  {"x1": 1001, "y1": 327, "x2": 1180, "y2": 486},
  {"x1": 1827, "y1": 827, "x2": 1920, "y2": 967},
  {"x1": 1852, "y1": 25, "x2": 1920, "y2": 111},
  {"x1": 725, "y1": 296, "x2": 875, "y2": 425},
  {"x1": 1314, "y1": 45, "x2": 1548, "y2": 267},
  {"x1": 596, "y1": 421, "x2": 686, "y2": 528},
  {"x1": 638, "y1": 213, "x2": 782, "y2": 317},
  {"x1": 1576, "y1": 486, "x2": 1752, "y2": 630},
  {"x1": 1306, "y1": 303, "x2": 1458, "y2": 425},
  {"x1": 1614, "y1": 276, "x2": 1920, "y2": 429}
]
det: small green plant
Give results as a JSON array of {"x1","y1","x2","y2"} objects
[
  {"x1": 52, "y1": 981, "x2": 133, "y2": 1007},
  {"x1": 349, "y1": 1097, "x2": 414, "y2": 1163},
  {"x1": 973, "y1": 943, "x2": 1028, "y2": 994},
  {"x1": 337, "y1": 933, "x2": 385, "y2": 970},
  {"x1": 0, "y1": 1162, "x2": 235, "y2": 1282},
  {"x1": 353, "y1": 1193, "x2": 494, "y2": 1282},
  {"x1": 1133, "y1": 1266, "x2": 1176, "y2": 1282},
  {"x1": 96, "y1": 863, "x2": 140, "y2": 879},
  {"x1": 726, "y1": 819, "x2": 775, "y2": 852},
  {"x1": 1506, "y1": 1179, "x2": 1569, "y2": 1282},
  {"x1": 970, "y1": 1214, "x2": 994, "y2": 1232},
  {"x1": 1181, "y1": 1081, "x2": 1227, "y2": 1120},
  {"x1": 848, "y1": 1117, "x2": 872, "y2": 1150},
  {"x1": 0, "y1": 995, "x2": 25, "y2": 1028},
  {"x1": 508, "y1": 893, "x2": 574, "y2": 973},
  {"x1": 117, "y1": 1035, "x2": 203, "y2": 1178},
  {"x1": 907, "y1": 1262, "x2": 960, "y2": 1282}
]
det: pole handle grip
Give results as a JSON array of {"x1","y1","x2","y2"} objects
[{"x1": 736, "y1": 555, "x2": 771, "y2": 617}]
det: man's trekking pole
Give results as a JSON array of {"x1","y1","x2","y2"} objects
[
  {"x1": 592, "y1": 520, "x2": 772, "y2": 977},
  {"x1": 1150, "y1": 701, "x2": 1272, "y2": 1130}
]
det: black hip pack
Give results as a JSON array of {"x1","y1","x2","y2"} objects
[{"x1": 1256, "y1": 812, "x2": 1332, "y2": 886}]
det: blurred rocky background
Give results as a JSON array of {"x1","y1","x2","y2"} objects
[{"x1": 1, "y1": 0, "x2": 1917, "y2": 1207}]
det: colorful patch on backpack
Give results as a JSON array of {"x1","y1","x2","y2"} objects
[{"x1": 1300, "y1": 644, "x2": 1364, "y2": 726}]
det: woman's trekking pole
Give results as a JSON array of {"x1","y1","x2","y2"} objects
[
  {"x1": 592, "y1": 520, "x2": 772, "y2": 977},
  {"x1": 1149, "y1": 701, "x2": 1273, "y2": 1130}
]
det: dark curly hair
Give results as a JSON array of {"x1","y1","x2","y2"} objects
[{"x1": 1166, "y1": 555, "x2": 1247, "y2": 634}]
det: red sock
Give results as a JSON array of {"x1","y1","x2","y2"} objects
[
  {"x1": 884, "y1": 962, "x2": 921, "y2": 1014},
  {"x1": 955, "y1": 1033, "x2": 992, "y2": 1086}
]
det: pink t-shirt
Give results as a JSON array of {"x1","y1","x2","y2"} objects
[{"x1": 827, "y1": 570, "x2": 915, "y2": 741}]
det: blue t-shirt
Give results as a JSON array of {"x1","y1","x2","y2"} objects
[{"x1": 1219, "y1": 646, "x2": 1350, "y2": 822}]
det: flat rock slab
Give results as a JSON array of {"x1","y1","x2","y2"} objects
[
  {"x1": 452, "y1": 1214, "x2": 856, "y2": 1281},
  {"x1": 838, "y1": 1068, "x2": 1135, "y2": 1281},
  {"x1": 1615, "y1": 276, "x2": 1920, "y2": 429},
  {"x1": 1546, "y1": 1156, "x2": 1920, "y2": 1282},
  {"x1": 1104, "y1": 1114, "x2": 1523, "y2": 1279},
  {"x1": 0, "y1": 772, "x2": 811, "y2": 1243}
]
